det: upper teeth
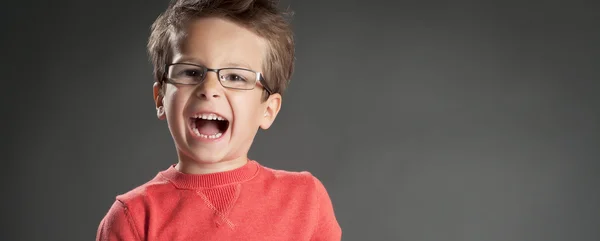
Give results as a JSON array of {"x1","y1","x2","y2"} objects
[{"x1": 194, "y1": 113, "x2": 225, "y2": 121}]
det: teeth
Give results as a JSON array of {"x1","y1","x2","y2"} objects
[
  {"x1": 193, "y1": 113, "x2": 226, "y2": 121},
  {"x1": 191, "y1": 121, "x2": 223, "y2": 139},
  {"x1": 207, "y1": 133, "x2": 222, "y2": 139},
  {"x1": 191, "y1": 128, "x2": 222, "y2": 139}
]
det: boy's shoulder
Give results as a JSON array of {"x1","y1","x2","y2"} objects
[
  {"x1": 113, "y1": 170, "x2": 173, "y2": 207},
  {"x1": 258, "y1": 164, "x2": 332, "y2": 201},
  {"x1": 260, "y1": 164, "x2": 328, "y2": 189},
  {"x1": 263, "y1": 164, "x2": 313, "y2": 180}
]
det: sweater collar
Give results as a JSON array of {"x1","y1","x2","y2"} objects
[{"x1": 160, "y1": 160, "x2": 260, "y2": 189}]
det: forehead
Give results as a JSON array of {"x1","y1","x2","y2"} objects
[{"x1": 172, "y1": 17, "x2": 267, "y2": 71}]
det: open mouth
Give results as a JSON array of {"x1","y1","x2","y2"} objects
[{"x1": 189, "y1": 113, "x2": 230, "y2": 139}]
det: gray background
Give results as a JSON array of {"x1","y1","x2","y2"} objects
[{"x1": 3, "y1": 0, "x2": 599, "y2": 240}]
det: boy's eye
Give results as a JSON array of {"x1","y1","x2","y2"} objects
[
  {"x1": 221, "y1": 74, "x2": 247, "y2": 82},
  {"x1": 181, "y1": 69, "x2": 204, "y2": 78}
]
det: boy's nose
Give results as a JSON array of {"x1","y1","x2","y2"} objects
[{"x1": 196, "y1": 72, "x2": 222, "y2": 99}]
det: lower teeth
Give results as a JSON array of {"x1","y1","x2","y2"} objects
[{"x1": 192, "y1": 128, "x2": 222, "y2": 139}]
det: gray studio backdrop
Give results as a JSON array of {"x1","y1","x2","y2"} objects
[{"x1": 3, "y1": 0, "x2": 599, "y2": 240}]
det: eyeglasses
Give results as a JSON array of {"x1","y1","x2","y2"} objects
[{"x1": 163, "y1": 63, "x2": 273, "y2": 95}]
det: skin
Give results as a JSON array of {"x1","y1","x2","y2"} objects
[{"x1": 152, "y1": 17, "x2": 282, "y2": 175}]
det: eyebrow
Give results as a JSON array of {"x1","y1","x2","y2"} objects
[
  {"x1": 175, "y1": 56, "x2": 204, "y2": 65},
  {"x1": 222, "y1": 61, "x2": 253, "y2": 69}
]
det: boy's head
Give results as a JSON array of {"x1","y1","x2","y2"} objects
[{"x1": 147, "y1": 0, "x2": 295, "y2": 171}]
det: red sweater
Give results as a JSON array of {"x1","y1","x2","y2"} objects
[{"x1": 96, "y1": 160, "x2": 341, "y2": 241}]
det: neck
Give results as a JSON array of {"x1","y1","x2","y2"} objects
[{"x1": 175, "y1": 155, "x2": 249, "y2": 175}]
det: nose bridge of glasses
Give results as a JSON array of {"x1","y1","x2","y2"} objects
[
  {"x1": 205, "y1": 68, "x2": 225, "y2": 81},
  {"x1": 200, "y1": 68, "x2": 223, "y2": 88}
]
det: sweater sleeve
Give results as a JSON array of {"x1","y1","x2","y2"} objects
[
  {"x1": 310, "y1": 176, "x2": 342, "y2": 241},
  {"x1": 96, "y1": 200, "x2": 141, "y2": 241}
]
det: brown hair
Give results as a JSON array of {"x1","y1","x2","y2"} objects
[{"x1": 147, "y1": 0, "x2": 295, "y2": 97}]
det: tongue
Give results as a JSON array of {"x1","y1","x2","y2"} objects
[{"x1": 196, "y1": 119, "x2": 220, "y2": 135}]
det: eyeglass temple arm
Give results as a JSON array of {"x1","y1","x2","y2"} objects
[{"x1": 258, "y1": 74, "x2": 273, "y2": 95}]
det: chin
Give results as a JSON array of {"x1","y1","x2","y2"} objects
[{"x1": 185, "y1": 148, "x2": 228, "y2": 164}]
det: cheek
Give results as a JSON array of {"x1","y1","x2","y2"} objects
[
  {"x1": 163, "y1": 86, "x2": 187, "y2": 112},
  {"x1": 231, "y1": 95, "x2": 264, "y2": 126}
]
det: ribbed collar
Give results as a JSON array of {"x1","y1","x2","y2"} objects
[{"x1": 160, "y1": 160, "x2": 260, "y2": 189}]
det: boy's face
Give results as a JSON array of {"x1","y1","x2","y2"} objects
[{"x1": 153, "y1": 17, "x2": 281, "y2": 172}]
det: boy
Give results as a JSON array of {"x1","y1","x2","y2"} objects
[{"x1": 96, "y1": 0, "x2": 341, "y2": 240}]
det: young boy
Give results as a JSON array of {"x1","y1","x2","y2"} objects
[{"x1": 96, "y1": 0, "x2": 341, "y2": 240}]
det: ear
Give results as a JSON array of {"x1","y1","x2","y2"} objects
[
  {"x1": 260, "y1": 93, "x2": 282, "y2": 130},
  {"x1": 153, "y1": 82, "x2": 166, "y2": 120}
]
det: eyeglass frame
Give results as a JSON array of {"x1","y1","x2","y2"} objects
[{"x1": 161, "y1": 63, "x2": 273, "y2": 95}]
